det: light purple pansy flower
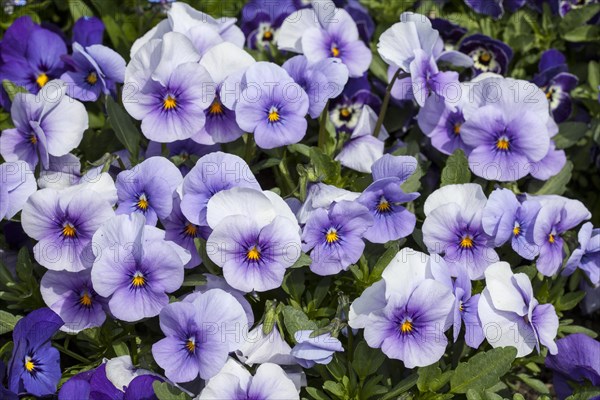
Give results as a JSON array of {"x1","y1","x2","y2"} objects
[
  {"x1": 115, "y1": 156, "x2": 183, "y2": 226},
  {"x1": 335, "y1": 105, "x2": 388, "y2": 173},
  {"x1": 40, "y1": 269, "x2": 106, "y2": 333},
  {"x1": 282, "y1": 55, "x2": 348, "y2": 118},
  {"x1": 123, "y1": 32, "x2": 215, "y2": 143},
  {"x1": 130, "y1": 2, "x2": 245, "y2": 58},
  {"x1": 278, "y1": 0, "x2": 372, "y2": 77},
  {"x1": 181, "y1": 151, "x2": 260, "y2": 226},
  {"x1": 0, "y1": 81, "x2": 88, "y2": 169},
  {"x1": 91, "y1": 213, "x2": 189, "y2": 322},
  {"x1": 349, "y1": 248, "x2": 454, "y2": 368},
  {"x1": 357, "y1": 155, "x2": 420, "y2": 244},
  {"x1": 450, "y1": 271, "x2": 485, "y2": 349},
  {"x1": 296, "y1": 182, "x2": 360, "y2": 225},
  {"x1": 152, "y1": 289, "x2": 248, "y2": 383},
  {"x1": 206, "y1": 187, "x2": 301, "y2": 292},
  {"x1": 302, "y1": 200, "x2": 373, "y2": 276},
  {"x1": 532, "y1": 196, "x2": 591, "y2": 276},
  {"x1": 460, "y1": 76, "x2": 554, "y2": 182},
  {"x1": 482, "y1": 188, "x2": 541, "y2": 260},
  {"x1": 60, "y1": 42, "x2": 126, "y2": 102},
  {"x1": 194, "y1": 42, "x2": 256, "y2": 144},
  {"x1": 233, "y1": 62, "x2": 309, "y2": 149},
  {"x1": 199, "y1": 359, "x2": 299, "y2": 399},
  {"x1": 291, "y1": 330, "x2": 344, "y2": 368},
  {"x1": 0, "y1": 161, "x2": 37, "y2": 221},
  {"x1": 21, "y1": 188, "x2": 115, "y2": 272},
  {"x1": 478, "y1": 261, "x2": 559, "y2": 357},
  {"x1": 422, "y1": 184, "x2": 499, "y2": 280},
  {"x1": 236, "y1": 324, "x2": 296, "y2": 366},
  {"x1": 563, "y1": 222, "x2": 600, "y2": 286}
]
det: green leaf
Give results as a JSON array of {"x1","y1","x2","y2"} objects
[
  {"x1": 352, "y1": 341, "x2": 386, "y2": 380},
  {"x1": 112, "y1": 341, "x2": 129, "y2": 356},
  {"x1": 558, "y1": 324, "x2": 598, "y2": 338},
  {"x1": 450, "y1": 347, "x2": 517, "y2": 394},
  {"x1": 401, "y1": 163, "x2": 424, "y2": 193},
  {"x1": 2, "y1": 80, "x2": 28, "y2": 102},
  {"x1": 466, "y1": 389, "x2": 483, "y2": 400},
  {"x1": 0, "y1": 310, "x2": 21, "y2": 335},
  {"x1": 589, "y1": 61, "x2": 600, "y2": 91},
  {"x1": 513, "y1": 394, "x2": 526, "y2": 400},
  {"x1": 532, "y1": 161, "x2": 573, "y2": 195},
  {"x1": 560, "y1": 3, "x2": 600, "y2": 31},
  {"x1": 281, "y1": 306, "x2": 317, "y2": 336},
  {"x1": 308, "y1": 147, "x2": 341, "y2": 184},
  {"x1": 306, "y1": 387, "x2": 332, "y2": 400},
  {"x1": 323, "y1": 381, "x2": 347, "y2": 399},
  {"x1": 566, "y1": 387, "x2": 600, "y2": 400},
  {"x1": 369, "y1": 241, "x2": 400, "y2": 283},
  {"x1": 106, "y1": 96, "x2": 140, "y2": 161},
  {"x1": 555, "y1": 291, "x2": 586, "y2": 311},
  {"x1": 68, "y1": 0, "x2": 94, "y2": 20},
  {"x1": 380, "y1": 374, "x2": 418, "y2": 400},
  {"x1": 290, "y1": 252, "x2": 312, "y2": 269},
  {"x1": 194, "y1": 238, "x2": 221, "y2": 275},
  {"x1": 441, "y1": 149, "x2": 471, "y2": 186},
  {"x1": 562, "y1": 25, "x2": 600, "y2": 42},
  {"x1": 181, "y1": 274, "x2": 207, "y2": 287},
  {"x1": 153, "y1": 381, "x2": 191, "y2": 400},
  {"x1": 16, "y1": 247, "x2": 33, "y2": 283},
  {"x1": 418, "y1": 364, "x2": 442, "y2": 392},
  {"x1": 554, "y1": 122, "x2": 589, "y2": 149},
  {"x1": 516, "y1": 373, "x2": 550, "y2": 394},
  {"x1": 282, "y1": 269, "x2": 305, "y2": 302}
]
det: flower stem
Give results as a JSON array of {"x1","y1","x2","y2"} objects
[
  {"x1": 54, "y1": 344, "x2": 90, "y2": 364},
  {"x1": 373, "y1": 69, "x2": 409, "y2": 138},
  {"x1": 318, "y1": 100, "x2": 331, "y2": 151}
]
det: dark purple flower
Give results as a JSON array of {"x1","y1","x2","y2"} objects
[
  {"x1": 72, "y1": 16, "x2": 105, "y2": 47},
  {"x1": 545, "y1": 333, "x2": 600, "y2": 399},
  {"x1": 463, "y1": 0, "x2": 526, "y2": 19},
  {"x1": 8, "y1": 308, "x2": 63, "y2": 397},
  {"x1": 240, "y1": 0, "x2": 297, "y2": 49},
  {"x1": 459, "y1": 34, "x2": 513, "y2": 76},
  {"x1": 302, "y1": 200, "x2": 373, "y2": 276},
  {"x1": 0, "y1": 16, "x2": 67, "y2": 100},
  {"x1": 58, "y1": 364, "x2": 124, "y2": 400},
  {"x1": 329, "y1": 75, "x2": 381, "y2": 134},
  {"x1": 430, "y1": 18, "x2": 467, "y2": 48}
]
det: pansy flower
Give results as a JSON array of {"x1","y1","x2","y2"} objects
[
  {"x1": 40, "y1": 269, "x2": 106, "y2": 333},
  {"x1": 91, "y1": 213, "x2": 190, "y2": 322},
  {"x1": 302, "y1": 200, "x2": 373, "y2": 276},
  {"x1": 0, "y1": 16, "x2": 66, "y2": 103},
  {"x1": 234, "y1": 62, "x2": 309, "y2": 149},
  {"x1": 296, "y1": 183, "x2": 360, "y2": 224},
  {"x1": 482, "y1": 188, "x2": 542, "y2": 260},
  {"x1": 207, "y1": 187, "x2": 302, "y2": 292},
  {"x1": 0, "y1": 81, "x2": 88, "y2": 169},
  {"x1": 450, "y1": 271, "x2": 485, "y2": 349},
  {"x1": 282, "y1": 55, "x2": 348, "y2": 118},
  {"x1": 532, "y1": 196, "x2": 590, "y2": 276},
  {"x1": 349, "y1": 248, "x2": 454, "y2": 368},
  {"x1": 115, "y1": 156, "x2": 183, "y2": 226},
  {"x1": 357, "y1": 155, "x2": 420, "y2": 243},
  {"x1": 422, "y1": 183, "x2": 499, "y2": 280},
  {"x1": 240, "y1": 0, "x2": 297, "y2": 49},
  {"x1": 278, "y1": 0, "x2": 372, "y2": 77},
  {"x1": 236, "y1": 323, "x2": 295, "y2": 366},
  {"x1": 21, "y1": 188, "x2": 115, "y2": 272},
  {"x1": 563, "y1": 222, "x2": 600, "y2": 286},
  {"x1": 123, "y1": 32, "x2": 215, "y2": 143},
  {"x1": 478, "y1": 261, "x2": 559, "y2": 357},
  {"x1": 7, "y1": 308, "x2": 63, "y2": 397},
  {"x1": 131, "y1": 2, "x2": 245, "y2": 57},
  {"x1": 61, "y1": 42, "x2": 126, "y2": 102},
  {"x1": 533, "y1": 49, "x2": 579, "y2": 123},
  {"x1": 458, "y1": 34, "x2": 513, "y2": 76},
  {"x1": 291, "y1": 331, "x2": 344, "y2": 368},
  {"x1": 152, "y1": 289, "x2": 248, "y2": 382},
  {"x1": 199, "y1": 359, "x2": 299, "y2": 399},
  {"x1": 329, "y1": 75, "x2": 381, "y2": 134},
  {"x1": 0, "y1": 161, "x2": 37, "y2": 221},
  {"x1": 181, "y1": 152, "x2": 261, "y2": 226}
]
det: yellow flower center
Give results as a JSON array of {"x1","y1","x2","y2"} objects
[
  {"x1": 340, "y1": 108, "x2": 351, "y2": 118},
  {"x1": 79, "y1": 291, "x2": 93, "y2": 308},
  {"x1": 459, "y1": 301, "x2": 464, "y2": 312},
  {"x1": 86, "y1": 72, "x2": 98, "y2": 85},
  {"x1": 513, "y1": 225, "x2": 521, "y2": 237},
  {"x1": 496, "y1": 137, "x2": 510, "y2": 151},
  {"x1": 184, "y1": 223, "x2": 198, "y2": 237},
  {"x1": 376, "y1": 198, "x2": 391, "y2": 213},
  {"x1": 62, "y1": 223, "x2": 77, "y2": 238},
  {"x1": 400, "y1": 319, "x2": 413, "y2": 334},
  {"x1": 29, "y1": 134, "x2": 38, "y2": 144},
  {"x1": 325, "y1": 228, "x2": 339, "y2": 244},
  {"x1": 548, "y1": 233, "x2": 555, "y2": 243},
  {"x1": 185, "y1": 338, "x2": 196, "y2": 353},
  {"x1": 268, "y1": 107, "x2": 280, "y2": 123},
  {"x1": 209, "y1": 99, "x2": 223, "y2": 115},
  {"x1": 331, "y1": 45, "x2": 340, "y2": 57},
  {"x1": 137, "y1": 194, "x2": 149, "y2": 211},
  {"x1": 163, "y1": 95, "x2": 177, "y2": 110},
  {"x1": 263, "y1": 30, "x2": 273, "y2": 41},
  {"x1": 460, "y1": 235, "x2": 474, "y2": 249},
  {"x1": 36, "y1": 73, "x2": 49, "y2": 88},
  {"x1": 453, "y1": 123, "x2": 461, "y2": 135},
  {"x1": 246, "y1": 246, "x2": 261, "y2": 262},
  {"x1": 24, "y1": 356, "x2": 35, "y2": 372},
  {"x1": 546, "y1": 89, "x2": 554, "y2": 100},
  {"x1": 131, "y1": 272, "x2": 146, "y2": 288},
  {"x1": 479, "y1": 52, "x2": 491, "y2": 64}
]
